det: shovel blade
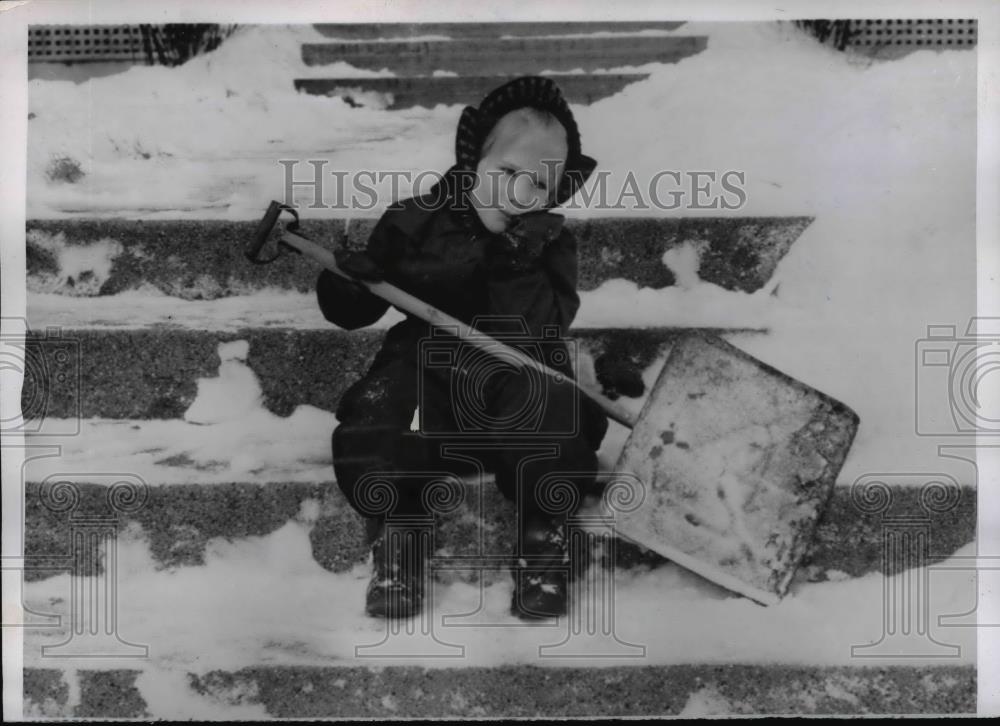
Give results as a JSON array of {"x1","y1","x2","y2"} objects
[{"x1": 612, "y1": 331, "x2": 859, "y2": 605}]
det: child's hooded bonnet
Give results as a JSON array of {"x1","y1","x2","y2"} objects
[{"x1": 454, "y1": 76, "x2": 597, "y2": 207}]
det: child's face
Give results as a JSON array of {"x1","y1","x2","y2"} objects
[{"x1": 471, "y1": 112, "x2": 568, "y2": 234}]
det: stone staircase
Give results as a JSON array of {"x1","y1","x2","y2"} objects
[
  {"x1": 294, "y1": 22, "x2": 707, "y2": 108},
  {"x1": 13, "y1": 20, "x2": 979, "y2": 719},
  {"x1": 16, "y1": 212, "x2": 978, "y2": 717}
]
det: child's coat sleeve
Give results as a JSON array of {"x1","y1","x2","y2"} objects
[
  {"x1": 485, "y1": 228, "x2": 581, "y2": 338},
  {"x1": 315, "y1": 213, "x2": 402, "y2": 330}
]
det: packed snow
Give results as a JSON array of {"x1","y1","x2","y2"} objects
[{"x1": 28, "y1": 289, "x2": 344, "y2": 330}]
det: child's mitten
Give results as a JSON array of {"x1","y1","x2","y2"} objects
[{"x1": 594, "y1": 357, "x2": 646, "y2": 400}]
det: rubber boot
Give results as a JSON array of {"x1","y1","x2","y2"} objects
[
  {"x1": 365, "y1": 520, "x2": 427, "y2": 619},
  {"x1": 510, "y1": 516, "x2": 569, "y2": 620}
]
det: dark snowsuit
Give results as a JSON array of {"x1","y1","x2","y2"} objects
[{"x1": 317, "y1": 173, "x2": 608, "y2": 542}]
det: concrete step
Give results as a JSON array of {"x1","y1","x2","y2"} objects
[
  {"x1": 301, "y1": 36, "x2": 708, "y2": 75},
  {"x1": 26, "y1": 217, "x2": 813, "y2": 298},
  {"x1": 312, "y1": 21, "x2": 687, "y2": 40},
  {"x1": 18, "y1": 327, "x2": 750, "y2": 420},
  {"x1": 17, "y1": 468, "x2": 978, "y2": 717},
  {"x1": 21, "y1": 476, "x2": 976, "y2": 583},
  {"x1": 22, "y1": 664, "x2": 975, "y2": 717},
  {"x1": 293, "y1": 74, "x2": 651, "y2": 109},
  {"x1": 17, "y1": 482, "x2": 979, "y2": 717}
]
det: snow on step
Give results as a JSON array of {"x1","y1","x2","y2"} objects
[
  {"x1": 19, "y1": 326, "x2": 725, "y2": 421},
  {"x1": 21, "y1": 475, "x2": 978, "y2": 583},
  {"x1": 19, "y1": 338, "x2": 977, "y2": 584},
  {"x1": 293, "y1": 74, "x2": 652, "y2": 110},
  {"x1": 18, "y1": 317, "x2": 984, "y2": 486},
  {"x1": 24, "y1": 411, "x2": 338, "y2": 485},
  {"x1": 26, "y1": 217, "x2": 811, "y2": 297},
  {"x1": 20, "y1": 518, "x2": 979, "y2": 673},
  {"x1": 26, "y1": 252, "x2": 783, "y2": 330},
  {"x1": 26, "y1": 339, "x2": 340, "y2": 484},
  {"x1": 21, "y1": 332, "x2": 638, "y2": 485}
]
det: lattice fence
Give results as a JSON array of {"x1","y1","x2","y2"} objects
[
  {"x1": 848, "y1": 18, "x2": 977, "y2": 49},
  {"x1": 28, "y1": 25, "x2": 145, "y2": 63}
]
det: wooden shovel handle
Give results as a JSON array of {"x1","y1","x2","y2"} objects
[{"x1": 281, "y1": 230, "x2": 639, "y2": 429}]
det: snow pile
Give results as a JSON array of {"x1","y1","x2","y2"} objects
[
  {"x1": 577, "y1": 22, "x2": 976, "y2": 480},
  {"x1": 577, "y1": 240, "x2": 779, "y2": 328},
  {"x1": 26, "y1": 229, "x2": 122, "y2": 296},
  {"x1": 27, "y1": 340, "x2": 338, "y2": 484},
  {"x1": 678, "y1": 687, "x2": 734, "y2": 717},
  {"x1": 133, "y1": 667, "x2": 270, "y2": 720},
  {"x1": 25, "y1": 22, "x2": 975, "y2": 221},
  {"x1": 578, "y1": 20, "x2": 976, "y2": 218},
  {"x1": 27, "y1": 24, "x2": 456, "y2": 219},
  {"x1": 184, "y1": 340, "x2": 264, "y2": 424}
]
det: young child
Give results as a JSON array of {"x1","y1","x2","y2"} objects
[{"x1": 317, "y1": 76, "x2": 609, "y2": 620}]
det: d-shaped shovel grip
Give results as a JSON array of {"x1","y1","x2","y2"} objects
[{"x1": 246, "y1": 201, "x2": 300, "y2": 264}]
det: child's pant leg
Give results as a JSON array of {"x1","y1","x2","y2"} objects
[
  {"x1": 332, "y1": 359, "x2": 429, "y2": 541},
  {"x1": 484, "y1": 370, "x2": 608, "y2": 525},
  {"x1": 334, "y1": 345, "x2": 478, "y2": 540}
]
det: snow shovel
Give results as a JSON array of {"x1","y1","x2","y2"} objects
[{"x1": 247, "y1": 201, "x2": 860, "y2": 605}]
